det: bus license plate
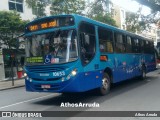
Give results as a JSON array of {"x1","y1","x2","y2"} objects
[{"x1": 41, "y1": 85, "x2": 51, "y2": 89}]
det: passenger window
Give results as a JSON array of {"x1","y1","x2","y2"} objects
[
  {"x1": 98, "y1": 27, "x2": 113, "y2": 53},
  {"x1": 132, "y1": 38, "x2": 140, "y2": 53},
  {"x1": 79, "y1": 22, "x2": 96, "y2": 65},
  {"x1": 115, "y1": 33, "x2": 126, "y2": 53},
  {"x1": 140, "y1": 39, "x2": 145, "y2": 53},
  {"x1": 145, "y1": 41, "x2": 154, "y2": 54},
  {"x1": 126, "y1": 36, "x2": 132, "y2": 53},
  {"x1": 144, "y1": 40, "x2": 150, "y2": 53}
]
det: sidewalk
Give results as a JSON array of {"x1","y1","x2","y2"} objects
[{"x1": 0, "y1": 78, "x2": 25, "y2": 91}]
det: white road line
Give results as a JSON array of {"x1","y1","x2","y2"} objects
[{"x1": 0, "y1": 94, "x2": 54, "y2": 110}]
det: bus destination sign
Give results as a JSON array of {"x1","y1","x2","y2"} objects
[
  {"x1": 29, "y1": 20, "x2": 57, "y2": 31},
  {"x1": 26, "y1": 16, "x2": 75, "y2": 33}
]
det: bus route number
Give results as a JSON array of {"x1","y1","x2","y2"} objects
[{"x1": 53, "y1": 71, "x2": 65, "y2": 77}]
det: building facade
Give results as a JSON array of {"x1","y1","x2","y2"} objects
[
  {"x1": 110, "y1": 3, "x2": 126, "y2": 30},
  {"x1": 0, "y1": 0, "x2": 36, "y2": 20}
]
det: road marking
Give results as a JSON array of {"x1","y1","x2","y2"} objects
[{"x1": 0, "y1": 94, "x2": 55, "y2": 110}]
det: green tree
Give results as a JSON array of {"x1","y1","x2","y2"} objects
[
  {"x1": 134, "y1": 0, "x2": 160, "y2": 12},
  {"x1": 50, "y1": 0, "x2": 85, "y2": 15},
  {"x1": 126, "y1": 11, "x2": 146, "y2": 33},
  {"x1": 0, "y1": 11, "x2": 28, "y2": 81},
  {"x1": 86, "y1": 0, "x2": 116, "y2": 26},
  {"x1": 0, "y1": 11, "x2": 28, "y2": 49},
  {"x1": 92, "y1": 13, "x2": 116, "y2": 26},
  {"x1": 26, "y1": 0, "x2": 49, "y2": 18},
  {"x1": 87, "y1": 0, "x2": 111, "y2": 17},
  {"x1": 134, "y1": 0, "x2": 160, "y2": 27}
]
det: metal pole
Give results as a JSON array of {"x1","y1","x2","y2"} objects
[{"x1": 11, "y1": 54, "x2": 14, "y2": 86}]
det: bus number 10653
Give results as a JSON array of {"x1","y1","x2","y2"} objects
[{"x1": 53, "y1": 71, "x2": 65, "y2": 77}]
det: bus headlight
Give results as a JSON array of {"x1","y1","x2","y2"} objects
[
  {"x1": 29, "y1": 78, "x2": 32, "y2": 82},
  {"x1": 66, "y1": 69, "x2": 77, "y2": 80},
  {"x1": 24, "y1": 73, "x2": 27, "y2": 77},
  {"x1": 71, "y1": 69, "x2": 77, "y2": 76}
]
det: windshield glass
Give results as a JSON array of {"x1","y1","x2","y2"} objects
[{"x1": 25, "y1": 30, "x2": 78, "y2": 64}]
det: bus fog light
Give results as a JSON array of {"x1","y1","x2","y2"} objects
[
  {"x1": 66, "y1": 75, "x2": 71, "y2": 80},
  {"x1": 62, "y1": 77, "x2": 65, "y2": 82},
  {"x1": 29, "y1": 78, "x2": 32, "y2": 82},
  {"x1": 26, "y1": 77, "x2": 29, "y2": 80}
]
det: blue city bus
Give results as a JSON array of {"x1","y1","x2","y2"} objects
[{"x1": 23, "y1": 14, "x2": 156, "y2": 95}]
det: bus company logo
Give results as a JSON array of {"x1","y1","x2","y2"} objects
[
  {"x1": 40, "y1": 73, "x2": 49, "y2": 76},
  {"x1": 2, "y1": 112, "x2": 11, "y2": 117}
]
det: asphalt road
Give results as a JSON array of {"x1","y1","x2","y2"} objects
[{"x1": 0, "y1": 69, "x2": 160, "y2": 120}]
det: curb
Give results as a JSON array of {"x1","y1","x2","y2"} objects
[{"x1": 0, "y1": 85, "x2": 25, "y2": 91}]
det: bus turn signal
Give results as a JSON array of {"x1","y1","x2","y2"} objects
[{"x1": 100, "y1": 56, "x2": 108, "y2": 61}]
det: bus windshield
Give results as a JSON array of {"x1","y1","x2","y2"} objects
[{"x1": 25, "y1": 29, "x2": 78, "y2": 64}]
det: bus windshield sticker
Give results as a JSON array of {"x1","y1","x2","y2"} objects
[
  {"x1": 51, "y1": 58, "x2": 59, "y2": 63},
  {"x1": 26, "y1": 57, "x2": 43, "y2": 63},
  {"x1": 44, "y1": 55, "x2": 52, "y2": 64}
]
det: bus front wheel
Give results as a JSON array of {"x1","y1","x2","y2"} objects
[{"x1": 99, "y1": 73, "x2": 111, "y2": 95}]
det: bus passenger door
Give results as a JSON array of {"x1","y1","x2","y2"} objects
[
  {"x1": 79, "y1": 22, "x2": 98, "y2": 91},
  {"x1": 114, "y1": 33, "x2": 127, "y2": 82}
]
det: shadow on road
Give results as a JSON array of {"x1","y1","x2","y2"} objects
[{"x1": 32, "y1": 75, "x2": 158, "y2": 112}]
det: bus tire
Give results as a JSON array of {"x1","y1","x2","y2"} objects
[
  {"x1": 140, "y1": 66, "x2": 146, "y2": 80},
  {"x1": 99, "y1": 73, "x2": 111, "y2": 95}
]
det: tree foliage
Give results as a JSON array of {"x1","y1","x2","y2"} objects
[
  {"x1": 50, "y1": 0, "x2": 85, "y2": 15},
  {"x1": 135, "y1": 0, "x2": 160, "y2": 12},
  {"x1": 126, "y1": 12, "x2": 146, "y2": 33},
  {"x1": 26, "y1": 0, "x2": 49, "y2": 18},
  {"x1": 0, "y1": 11, "x2": 28, "y2": 49},
  {"x1": 134, "y1": 0, "x2": 160, "y2": 27},
  {"x1": 92, "y1": 13, "x2": 117, "y2": 26},
  {"x1": 86, "y1": 0, "x2": 116, "y2": 26},
  {"x1": 87, "y1": 0, "x2": 111, "y2": 17}
]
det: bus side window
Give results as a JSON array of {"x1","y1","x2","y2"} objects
[
  {"x1": 79, "y1": 22, "x2": 96, "y2": 65},
  {"x1": 144, "y1": 40, "x2": 150, "y2": 54},
  {"x1": 126, "y1": 36, "x2": 132, "y2": 53},
  {"x1": 114, "y1": 33, "x2": 126, "y2": 53},
  {"x1": 140, "y1": 39, "x2": 144, "y2": 53},
  {"x1": 148, "y1": 41, "x2": 155, "y2": 54},
  {"x1": 98, "y1": 27, "x2": 113, "y2": 53},
  {"x1": 132, "y1": 38, "x2": 140, "y2": 53}
]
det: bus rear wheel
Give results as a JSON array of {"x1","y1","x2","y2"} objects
[{"x1": 99, "y1": 73, "x2": 111, "y2": 95}]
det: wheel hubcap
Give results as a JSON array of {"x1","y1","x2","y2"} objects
[{"x1": 102, "y1": 78, "x2": 109, "y2": 90}]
